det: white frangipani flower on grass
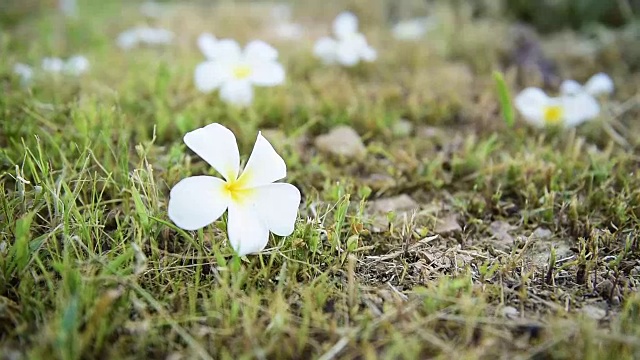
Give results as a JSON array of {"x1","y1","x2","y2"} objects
[
  {"x1": 560, "y1": 73, "x2": 614, "y2": 97},
  {"x1": 514, "y1": 87, "x2": 600, "y2": 128},
  {"x1": 313, "y1": 11, "x2": 377, "y2": 67},
  {"x1": 168, "y1": 123, "x2": 301, "y2": 256},
  {"x1": 194, "y1": 39, "x2": 285, "y2": 107}
]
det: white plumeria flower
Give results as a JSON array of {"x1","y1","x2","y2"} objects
[
  {"x1": 64, "y1": 55, "x2": 90, "y2": 76},
  {"x1": 392, "y1": 17, "x2": 435, "y2": 41},
  {"x1": 168, "y1": 123, "x2": 301, "y2": 256},
  {"x1": 515, "y1": 87, "x2": 600, "y2": 128},
  {"x1": 560, "y1": 73, "x2": 614, "y2": 97},
  {"x1": 42, "y1": 57, "x2": 65, "y2": 73},
  {"x1": 194, "y1": 39, "x2": 285, "y2": 107},
  {"x1": 313, "y1": 11, "x2": 377, "y2": 67},
  {"x1": 13, "y1": 63, "x2": 33, "y2": 84},
  {"x1": 117, "y1": 27, "x2": 174, "y2": 49}
]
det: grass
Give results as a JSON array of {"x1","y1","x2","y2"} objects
[{"x1": 1, "y1": 0, "x2": 640, "y2": 359}]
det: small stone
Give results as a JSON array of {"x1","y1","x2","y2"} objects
[
  {"x1": 582, "y1": 305, "x2": 607, "y2": 320},
  {"x1": 314, "y1": 126, "x2": 366, "y2": 159},
  {"x1": 531, "y1": 227, "x2": 553, "y2": 240},
  {"x1": 500, "y1": 306, "x2": 519, "y2": 319},
  {"x1": 489, "y1": 221, "x2": 517, "y2": 247},
  {"x1": 370, "y1": 194, "x2": 419, "y2": 214},
  {"x1": 368, "y1": 195, "x2": 420, "y2": 232},
  {"x1": 434, "y1": 214, "x2": 461, "y2": 234}
]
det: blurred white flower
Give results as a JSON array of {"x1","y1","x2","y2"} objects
[
  {"x1": 313, "y1": 11, "x2": 377, "y2": 66},
  {"x1": 117, "y1": 27, "x2": 174, "y2": 49},
  {"x1": 515, "y1": 87, "x2": 600, "y2": 128},
  {"x1": 194, "y1": 39, "x2": 285, "y2": 107},
  {"x1": 392, "y1": 17, "x2": 436, "y2": 41},
  {"x1": 168, "y1": 123, "x2": 301, "y2": 256},
  {"x1": 64, "y1": 55, "x2": 90, "y2": 76},
  {"x1": 42, "y1": 57, "x2": 65, "y2": 73},
  {"x1": 13, "y1": 63, "x2": 33, "y2": 84},
  {"x1": 560, "y1": 73, "x2": 614, "y2": 97}
]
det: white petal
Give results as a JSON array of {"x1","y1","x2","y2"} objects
[
  {"x1": 198, "y1": 33, "x2": 218, "y2": 59},
  {"x1": 213, "y1": 39, "x2": 243, "y2": 62},
  {"x1": 560, "y1": 80, "x2": 583, "y2": 96},
  {"x1": 168, "y1": 176, "x2": 230, "y2": 231},
  {"x1": 227, "y1": 202, "x2": 270, "y2": 256},
  {"x1": 584, "y1": 73, "x2": 614, "y2": 96},
  {"x1": 183, "y1": 123, "x2": 240, "y2": 181},
  {"x1": 253, "y1": 183, "x2": 300, "y2": 236},
  {"x1": 562, "y1": 93, "x2": 600, "y2": 127},
  {"x1": 336, "y1": 41, "x2": 361, "y2": 67},
  {"x1": 220, "y1": 80, "x2": 254, "y2": 107},
  {"x1": 13, "y1": 63, "x2": 33, "y2": 83},
  {"x1": 514, "y1": 87, "x2": 549, "y2": 127},
  {"x1": 117, "y1": 30, "x2": 138, "y2": 49},
  {"x1": 64, "y1": 55, "x2": 89, "y2": 76},
  {"x1": 249, "y1": 61, "x2": 285, "y2": 86},
  {"x1": 313, "y1": 37, "x2": 338, "y2": 64},
  {"x1": 194, "y1": 61, "x2": 230, "y2": 93},
  {"x1": 244, "y1": 40, "x2": 278, "y2": 61},
  {"x1": 333, "y1": 11, "x2": 358, "y2": 39},
  {"x1": 42, "y1": 57, "x2": 64, "y2": 73},
  {"x1": 238, "y1": 131, "x2": 286, "y2": 188},
  {"x1": 361, "y1": 46, "x2": 377, "y2": 62}
]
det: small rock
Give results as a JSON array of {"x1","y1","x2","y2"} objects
[
  {"x1": 531, "y1": 227, "x2": 553, "y2": 240},
  {"x1": 500, "y1": 306, "x2": 519, "y2": 319},
  {"x1": 368, "y1": 195, "x2": 420, "y2": 232},
  {"x1": 416, "y1": 126, "x2": 445, "y2": 139},
  {"x1": 582, "y1": 305, "x2": 607, "y2": 320},
  {"x1": 434, "y1": 214, "x2": 461, "y2": 234},
  {"x1": 314, "y1": 126, "x2": 366, "y2": 159},
  {"x1": 370, "y1": 194, "x2": 419, "y2": 214},
  {"x1": 363, "y1": 173, "x2": 396, "y2": 191},
  {"x1": 489, "y1": 221, "x2": 517, "y2": 246}
]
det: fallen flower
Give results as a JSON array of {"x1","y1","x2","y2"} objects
[
  {"x1": 168, "y1": 123, "x2": 301, "y2": 256},
  {"x1": 313, "y1": 11, "x2": 377, "y2": 66},
  {"x1": 514, "y1": 87, "x2": 600, "y2": 128},
  {"x1": 194, "y1": 39, "x2": 285, "y2": 106}
]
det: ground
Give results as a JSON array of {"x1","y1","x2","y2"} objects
[{"x1": 1, "y1": 1, "x2": 640, "y2": 359}]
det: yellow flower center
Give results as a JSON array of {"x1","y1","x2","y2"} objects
[
  {"x1": 232, "y1": 65, "x2": 252, "y2": 80},
  {"x1": 543, "y1": 105, "x2": 564, "y2": 125},
  {"x1": 223, "y1": 173, "x2": 254, "y2": 203}
]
